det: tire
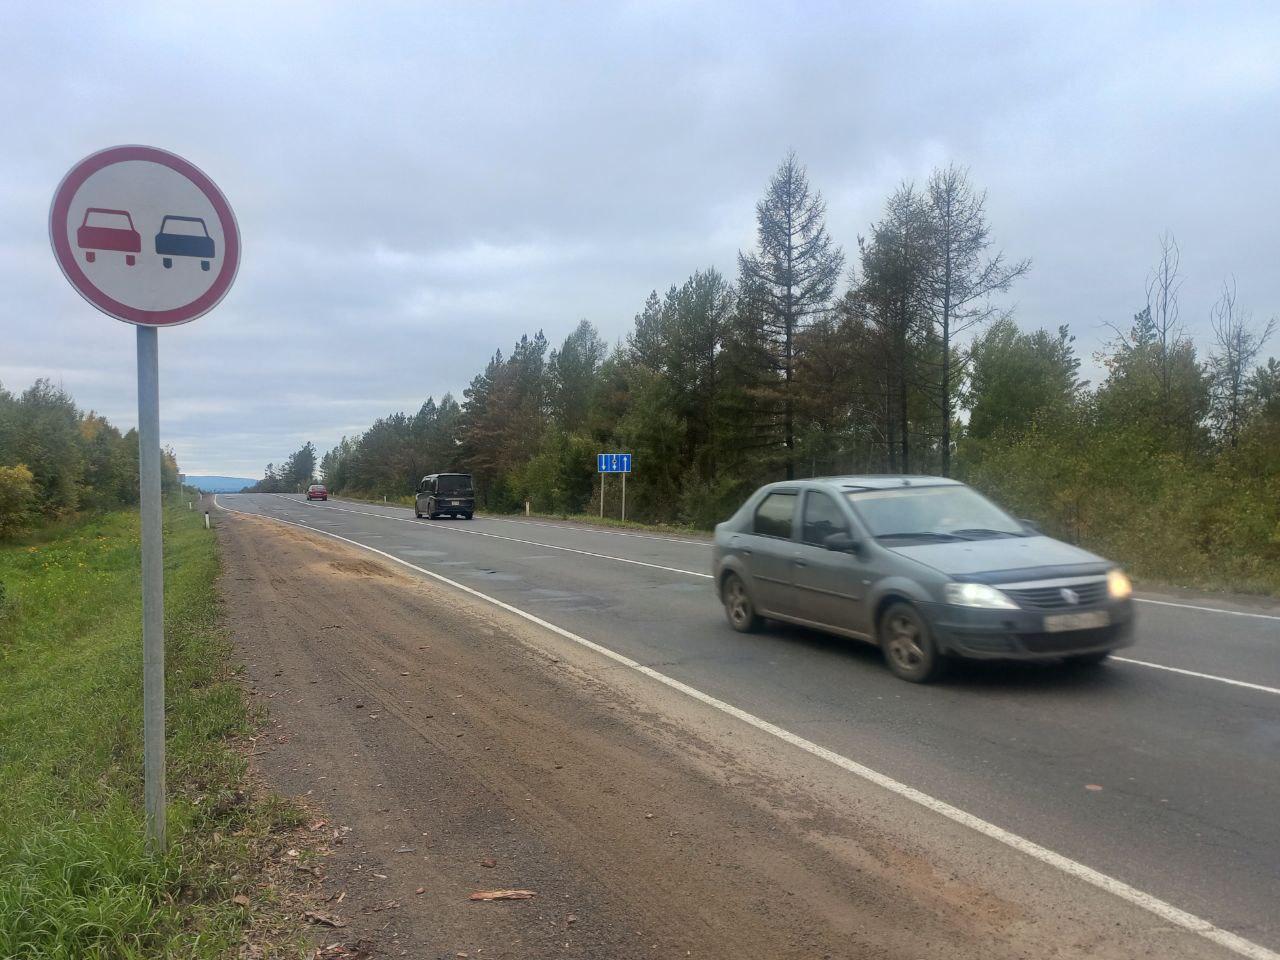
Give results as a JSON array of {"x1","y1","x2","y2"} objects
[
  {"x1": 201, "y1": 260, "x2": 210, "y2": 271},
  {"x1": 414, "y1": 508, "x2": 422, "y2": 519},
  {"x1": 126, "y1": 254, "x2": 136, "y2": 266},
  {"x1": 463, "y1": 513, "x2": 473, "y2": 520},
  {"x1": 162, "y1": 257, "x2": 172, "y2": 268},
  {"x1": 722, "y1": 573, "x2": 761, "y2": 633},
  {"x1": 86, "y1": 251, "x2": 96, "y2": 263},
  {"x1": 880, "y1": 602, "x2": 947, "y2": 683}
]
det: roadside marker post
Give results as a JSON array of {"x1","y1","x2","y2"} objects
[
  {"x1": 50, "y1": 145, "x2": 240, "y2": 852},
  {"x1": 596, "y1": 453, "x2": 632, "y2": 521}
]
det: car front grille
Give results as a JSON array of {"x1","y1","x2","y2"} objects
[{"x1": 1003, "y1": 580, "x2": 1108, "y2": 609}]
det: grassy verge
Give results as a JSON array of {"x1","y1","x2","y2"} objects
[{"x1": 0, "y1": 507, "x2": 304, "y2": 959}]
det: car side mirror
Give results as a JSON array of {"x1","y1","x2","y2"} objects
[
  {"x1": 1019, "y1": 518, "x2": 1043, "y2": 535},
  {"x1": 823, "y1": 531, "x2": 860, "y2": 553}
]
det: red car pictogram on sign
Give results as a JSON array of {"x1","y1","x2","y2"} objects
[{"x1": 77, "y1": 207, "x2": 141, "y2": 266}]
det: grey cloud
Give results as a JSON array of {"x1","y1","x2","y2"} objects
[{"x1": 3, "y1": 1, "x2": 1278, "y2": 474}]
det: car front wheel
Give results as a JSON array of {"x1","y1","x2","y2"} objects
[
  {"x1": 722, "y1": 573, "x2": 761, "y2": 633},
  {"x1": 880, "y1": 602, "x2": 946, "y2": 683}
]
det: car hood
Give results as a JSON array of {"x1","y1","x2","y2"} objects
[{"x1": 887, "y1": 536, "x2": 1110, "y2": 582}]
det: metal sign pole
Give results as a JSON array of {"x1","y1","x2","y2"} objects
[
  {"x1": 622, "y1": 470, "x2": 626, "y2": 522},
  {"x1": 137, "y1": 325, "x2": 166, "y2": 851},
  {"x1": 600, "y1": 473, "x2": 605, "y2": 518}
]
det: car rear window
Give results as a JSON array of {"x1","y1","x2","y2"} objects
[
  {"x1": 436, "y1": 474, "x2": 472, "y2": 493},
  {"x1": 753, "y1": 491, "x2": 796, "y2": 539}
]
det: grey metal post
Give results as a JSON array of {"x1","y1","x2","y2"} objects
[
  {"x1": 137, "y1": 326, "x2": 166, "y2": 851},
  {"x1": 600, "y1": 473, "x2": 605, "y2": 518},
  {"x1": 621, "y1": 471, "x2": 626, "y2": 522}
]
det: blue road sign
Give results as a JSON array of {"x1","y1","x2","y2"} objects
[{"x1": 597, "y1": 452, "x2": 632, "y2": 473}]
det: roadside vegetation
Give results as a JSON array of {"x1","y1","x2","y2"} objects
[
  {"x1": 0, "y1": 505, "x2": 304, "y2": 958},
  {"x1": 244, "y1": 156, "x2": 1277, "y2": 594},
  {"x1": 0, "y1": 379, "x2": 181, "y2": 538}
]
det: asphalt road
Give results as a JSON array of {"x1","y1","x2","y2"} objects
[{"x1": 218, "y1": 493, "x2": 1280, "y2": 956}]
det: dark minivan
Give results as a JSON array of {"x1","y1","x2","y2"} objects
[{"x1": 415, "y1": 473, "x2": 475, "y2": 520}]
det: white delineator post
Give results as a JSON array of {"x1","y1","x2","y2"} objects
[{"x1": 136, "y1": 326, "x2": 166, "y2": 850}]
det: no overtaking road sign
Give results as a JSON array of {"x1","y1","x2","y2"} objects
[{"x1": 49, "y1": 145, "x2": 240, "y2": 853}]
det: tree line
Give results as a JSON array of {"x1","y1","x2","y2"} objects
[
  {"x1": 241, "y1": 442, "x2": 318, "y2": 494},
  {"x1": 0, "y1": 379, "x2": 181, "y2": 538},
  {"x1": 260, "y1": 154, "x2": 1277, "y2": 591}
]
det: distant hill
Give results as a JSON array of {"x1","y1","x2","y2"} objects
[{"x1": 185, "y1": 475, "x2": 257, "y2": 493}]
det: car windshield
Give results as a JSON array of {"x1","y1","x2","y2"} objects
[
  {"x1": 436, "y1": 474, "x2": 472, "y2": 493},
  {"x1": 845, "y1": 485, "x2": 1024, "y2": 541}
]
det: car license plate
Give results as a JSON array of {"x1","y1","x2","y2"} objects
[
  {"x1": 451, "y1": 500, "x2": 461, "y2": 506},
  {"x1": 1044, "y1": 610, "x2": 1109, "y2": 633}
]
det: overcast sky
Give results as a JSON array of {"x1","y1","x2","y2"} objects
[{"x1": 3, "y1": 1, "x2": 1278, "y2": 477}]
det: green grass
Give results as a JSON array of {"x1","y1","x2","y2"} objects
[{"x1": 0, "y1": 507, "x2": 302, "y2": 959}]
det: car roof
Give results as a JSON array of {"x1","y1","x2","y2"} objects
[{"x1": 803, "y1": 474, "x2": 964, "y2": 491}]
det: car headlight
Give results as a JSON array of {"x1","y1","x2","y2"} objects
[
  {"x1": 945, "y1": 582, "x2": 1019, "y2": 609},
  {"x1": 1108, "y1": 568, "x2": 1132, "y2": 599}
]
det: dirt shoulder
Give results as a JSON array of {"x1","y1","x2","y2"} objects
[{"x1": 217, "y1": 509, "x2": 1235, "y2": 960}]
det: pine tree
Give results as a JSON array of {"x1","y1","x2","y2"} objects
[{"x1": 737, "y1": 153, "x2": 844, "y2": 479}]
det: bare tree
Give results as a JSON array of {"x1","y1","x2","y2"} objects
[
  {"x1": 738, "y1": 152, "x2": 844, "y2": 479},
  {"x1": 1209, "y1": 277, "x2": 1276, "y2": 448},
  {"x1": 1146, "y1": 232, "x2": 1186, "y2": 417},
  {"x1": 923, "y1": 165, "x2": 1030, "y2": 476}
]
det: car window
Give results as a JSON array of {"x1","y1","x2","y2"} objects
[
  {"x1": 845, "y1": 485, "x2": 1023, "y2": 538},
  {"x1": 753, "y1": 491, "x2": 796, "y2": 539},
  {"x1": 802, "y1": 491, "x2": 848, "y2": 546},
  {"x1": 436, "y1": 474, "x2": 472, "y2": 493}
]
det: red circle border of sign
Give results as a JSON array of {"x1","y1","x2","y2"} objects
[{"x1": 49, "y1": 145, "x2": 241, "y2": 327}]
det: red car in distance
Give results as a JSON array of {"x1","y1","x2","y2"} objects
[{"x1": 306, "y1": 484, "x2": 328, "y2": 501}]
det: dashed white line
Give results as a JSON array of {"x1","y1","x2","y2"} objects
[
  {"x1": 269, "y1": 494, "x2": 713, "y2": 580},
  {"x1": 484, "y1": 513, "x2": 709, "y2": 546},
  {"x1": 215, "y1": 494, "x2": 1279, "y2": 960},
  {"x1": 248, "y1": 494, "x2": 1277, "y2": 695}
]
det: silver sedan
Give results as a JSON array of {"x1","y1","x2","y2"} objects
[{"x1": 712, "y1": 476, "x2": 1135, "y2": 682}]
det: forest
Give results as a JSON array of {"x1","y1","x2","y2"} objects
[
  {"x1": 0, "y1": 379, "x2": 181, "y2": 538},
  {"x1": 260, "y1": 156, "x2": 1278, "y2": 593}
]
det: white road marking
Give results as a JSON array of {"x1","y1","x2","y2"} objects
[
  {"x1": 1113, "y1": 657, "x2": 1280, "y2": 696},
  {"x1": 269, "y1": 494, "x2": 714, "y2": 580},
  {"x1": 484, "y1": 514, "x2": 709, "y2": 546},
  {"x1": 1134, "y1": 597, "x2": 1280, "y2": 622},
  {"x1": 251, "y1": 494, "x2": 1278, "y2": 693},
  {"x1": 215, "y1": 495, "x2": 1279, "y2": 960},
  {"x1": 294, "y1": 498, "x2": 1280, "y2": 622}
]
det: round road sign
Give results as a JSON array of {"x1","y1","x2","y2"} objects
[{"x1": 49, "y1": 145, "x2": 240, "y2": 327}]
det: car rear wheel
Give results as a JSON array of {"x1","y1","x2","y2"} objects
[
  {"x1": 463, "y1": 513, "x2": 473, "y2": 520},
  {"x1": 880, "y1": 602, "x2": 946, "y2": 683},
  {"x1": 722, "y1": 573, "x2": 761, "y2": 633}
]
